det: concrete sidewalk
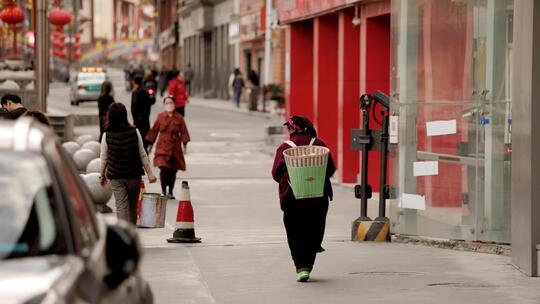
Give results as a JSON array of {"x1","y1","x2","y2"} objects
[
  {"x1": 188, "y1": 96, "x2": 277, "y2": 120},
  {"x1": 66, "y1": 94, "x2": 540, "y2": 303},
  {"x1": 131, "y1": 105, "x2": 540, "y2": 304}
]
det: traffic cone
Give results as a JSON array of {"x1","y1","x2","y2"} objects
[
  {"x1": 167, "y1": 181, "x2": 201, "y2": 243},
  {"x1": 136, "y1": 181, "x2": 145, "y2": 225}
]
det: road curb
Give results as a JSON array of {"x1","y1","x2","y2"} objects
[{"x1": 393, "y1": 234, "x2": 511, "y2": 256}]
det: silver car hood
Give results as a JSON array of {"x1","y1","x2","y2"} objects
[{"x1": 0, "y1": 256, "x2": 83, "y2": 304}]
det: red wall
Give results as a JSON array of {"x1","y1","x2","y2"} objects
[
  {"x1": 287, "y1": 21, "x2": 314, "y2": 120},
  {"x1": 314, "y1": 15, "x2": 339, "y2": 160},
  {"x1": 415, "y1": 1, "x2": 472, "y2": 207},
  {"x1": 363, "y1": 14, "x2": 391, "y2": 191},
  {"x1": 338, "y1": 9, "x2": 361, "y2": 183}
]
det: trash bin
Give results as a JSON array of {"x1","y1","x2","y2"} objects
[{"x1": 139, "y1": 193, "x2": 168, "y2": 228}]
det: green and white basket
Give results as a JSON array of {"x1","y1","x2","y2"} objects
[{"x1": 283, "y1": 144, "x2": 330, "y2": 199}]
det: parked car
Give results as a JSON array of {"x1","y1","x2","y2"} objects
[
  {"x1": 70, "y1": 67, "x2": 109, "y2": 106},
  {"x1": 0, "y1": 118, "x2": 153, "y2": 304}
]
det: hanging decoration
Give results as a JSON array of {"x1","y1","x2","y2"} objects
[
  {"x1": 48, "y1": 0, "x2": 72, "y2": 59},
  {"x1": 0, "y1": 0, "x2": 26, "y2": 56}
]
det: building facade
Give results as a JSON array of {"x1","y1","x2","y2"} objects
[
  {"x1": 276, "y1": 0, "x2": 517, "y2": 247},
  {"x1": 178, "y1": 0, "x2": 235, "y2": 99},
  {"x1": 157, "y1": 0, "x2": 178, "y2": 69},
  {"x1": 239, "y1": 0, "x2": 285, "y2": 89}
]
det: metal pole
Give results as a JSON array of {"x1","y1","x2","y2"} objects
[
  {"x1": 360, "y1": 106, "x2": 370, "y2": 218},
  {"x1": 263, "y1": 0, "x2": 272, "y2": 86},
  {"x1": 378, "y1": 108, "x2": 389, "y2": 218},
  {"x1": 36, "y1": 0, "x2": 49, "y2": 112}
]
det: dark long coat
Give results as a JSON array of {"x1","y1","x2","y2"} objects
[{"x1": 146, "y1": 111, "x2": 191, "y2": 171}]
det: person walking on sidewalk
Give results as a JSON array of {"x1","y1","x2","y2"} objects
[
  {"x1": 168, "y1": 71, "x2": 189, "y2": 117},
  {"x1": 231, "y1": 69, "x2": 245, "y2": 108},
  {"x1": 183, "y1": 63, "x2": 194, "y2": 94},
  {"x1": 146, "y1": 96, "x2": 191, "y2": 200},
  {"x1": 98, "y1": 81, "x2": 115, "y2": 141},
  {"x1": 100, "y1": 103, "x2": 157, "y2": 224},
  {"x1": 247, "y1": 69, "x2": 260, "y2": 111},
  {"x1": 131, "y1": 75, "x2": 152, "y2": 149},
  {"x1": 271, "y1": 116, "x2": 336, "y2": 282}
]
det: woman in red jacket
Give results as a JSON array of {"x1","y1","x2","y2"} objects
[
  {"x1": 146, "y1": 96, "x2": 191, "y2": 199},
  {"x1": 168, "y1": 71, "x2": 189, "y2": 116},
  {"x1": 272, "y1": 116, "x2": 336, "y2": 283}
]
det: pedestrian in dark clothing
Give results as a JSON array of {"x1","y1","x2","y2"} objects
[
  {"x1": 98, "y1": 81, "x2": 115, "y2": 141},
  {"x1": 0, "y1": 107, "x2": 9, "y2": 119},
  {"x1": 1, "y1": 94, "x2": 27, "y2": 119},
  {"x1": 158, "y1": 66, "x2": 168, "y2": 97},
  {"x1": 248, "y1": 69, "x2": 260, "y2": 111},
  {"x1": 146, "y1": 96, "x2": 191, "y2": 200},
  {"x1": 271, "y1": 116, "x2": 336, "y2": 283},
  {"x1": 124, "y1": 64, "x2": 133, "y2": 92},
  {"x1": 231, "y1": 69, "x2": 245, "y2": 108},
  {"x1": 131, "y1": 76, "x2": 152, "y2": 149},
  {"x1": 24, "y1": 110, "x2": 51, "y2": 126},
  {"x1": 183, "y1": 63, "x2": 194, "y2": 94},
  {"x1": 100, "y1": 103, "x2": 157, "y2": 224},
  {"x1": 168, "y1": 71, "x2": 189, "y2": 117}
]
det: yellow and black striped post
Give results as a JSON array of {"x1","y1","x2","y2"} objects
[{"x1": 352, "y1": 217, "x2": 390, "y2": 242}]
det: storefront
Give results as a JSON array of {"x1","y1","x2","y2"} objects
[
  {"x1": 388, "y1": 0, "x2": 514, "y2": 243},
  {"x1": 277, "y1": 0, "x2": 391, "y2": 185},
  {"x1": 278, "y1": 0, "x2": 515, "y2": 243}
]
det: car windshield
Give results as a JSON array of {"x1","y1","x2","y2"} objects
[
  {"x1": 78, "y1": 72, "x2": 106, "y2": 82},
  {"x1": 0, "y1": 152, "x2": 65, "y2": 260}
]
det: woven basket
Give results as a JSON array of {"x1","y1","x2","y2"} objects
[{"x1": 283, "y1": 145, "x2": 330, "y2": 199}]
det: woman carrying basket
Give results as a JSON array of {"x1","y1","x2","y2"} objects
[{"x1": 271, "y1": 116, "x2": 336, "y2": 282}]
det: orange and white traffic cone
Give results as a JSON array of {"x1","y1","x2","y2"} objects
[
  {"x1": 167, "y1": 181, "x2": 201, "y2": 243},
  {"x1": 136, "y1": 181, "x2": 145, "y2": 225}
]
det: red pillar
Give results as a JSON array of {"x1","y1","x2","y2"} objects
[
  {"x1": 363, "y1": 14, "x2": 391, "y2": 192},
  {"x1": 286, "y1": 21, "x2": 314, "y2": 120},
  {"x1": 338, "y1": 10, "x2": 361, "y2": 183},
  {"x1": 313, "y1": 15, "x2": 339, "y2": 161}
]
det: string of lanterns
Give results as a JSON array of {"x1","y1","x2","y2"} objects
[{"x1": 0, "y1": 0, "x2": 25, "y2": 56}]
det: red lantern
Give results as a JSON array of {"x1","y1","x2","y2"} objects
[
  {"x1": 48, "y1": 8, "x2": 72, "y2": 31},
  {"x1": 74, "y1": 50, "x2": 81, "y2": 59},
  {"x1": 0, "y1": 6, "x2": 25, "y2": 26},
  {"x1": 74, "y1": 34, "x2": 81, "y2": 41}
]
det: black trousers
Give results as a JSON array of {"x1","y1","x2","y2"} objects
[
  {"x1": 283, "y1": 197, "x2": 329, "y2": 272},
  {"x1": 159, "y1": 167, "x2": 177, "y2": 195}
]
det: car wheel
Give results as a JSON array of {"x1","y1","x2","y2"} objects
[{"x1": 72, "y1": 100, "x2": 79, "y2": 106}]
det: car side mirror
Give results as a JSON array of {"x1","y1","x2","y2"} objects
[{"x1": 103, "y1": 219, "x2": 141, "y2": 289}]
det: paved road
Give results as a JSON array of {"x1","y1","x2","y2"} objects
[
  {"x1": 48, "y1": 68, "x2": 540, "y2": 304},
  {"x1": 47, "y1": 68, "x2": 140, "y2": 118},
  {"x1": 136, "y1": 104, "x2": 540, "y2": 304}
]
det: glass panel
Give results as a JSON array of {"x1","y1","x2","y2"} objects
[
  {"x1": 389, "y1": 0, "x2": 513, "y2": 242},
  {"x1": 389, "y1": 103, "x2": 480, "y2": 240},
  {"x1": 472, "y1": 0, "x2": 513, "y2": 243}
]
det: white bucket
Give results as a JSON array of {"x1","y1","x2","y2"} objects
[{"x1": 139, "y1": 193, "x2": 168, "y2": 228}]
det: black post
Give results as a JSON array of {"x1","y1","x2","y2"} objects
[
  {"x1": 378, "y1": 107, "x2": 389, "y2": 218},
  {"x1": 360, "y1": 105, "x2": 370, "y2": 218}
]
